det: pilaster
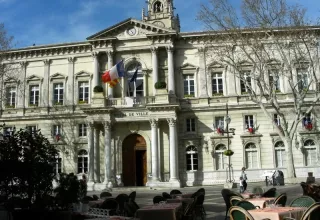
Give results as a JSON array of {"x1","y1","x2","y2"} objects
[
  {"x1": 198, "y1": 47, "x2": 208, "y2": 97},
  {"x1": 149, "y1": 118, "x2": 160, "y2": 183},
  {"x1": 67, "y1": 57, "x2": 75, "y2": 105},
  {"x1": 17, "y1": 61, "x2": 28, "y2": 108},
  {"x1": 42, "y1": 59, "x2": 50, "y2": 107},
  {"x1": 167, "y1": 118, "x2": 180, "y2": 186},
  {"x1": 87, "y1": 121, "x2": 95, "y2": 183},
  {"x1": 106, "y1": 50, "x2": 114, "y2": 98},
  {"x1": 103, "y1": 121, "x2": 113, "y2": 188},
  {"x1": 94, "y1": 127, "x2": 100, "y2": 183},
  {"x1": 151, "y1": 46, "x2": 159, "y2": 96},
  {"x1": 166, "y1": 45, "x2": 175, "y2": 95},
  {"x1": 92, "y1": 52, "x2": 100, "y2": 91}
]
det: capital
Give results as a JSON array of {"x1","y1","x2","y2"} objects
[
  {"x1": 86, "y1": 120, "x2": 95, "y2": 128},
  {"x1": 166, "y1": 45, "x2": 174, "y2": 53},
  {"x1": 43, "y1": 59, "x2": 51, "y2": 66},
  {"x1": 106, "y1": 50, "x2": 113, "y2": 58},
  {"x1": 68, "y1": 57, "x2": 75, "y2": 63},
  {"x1": 103, "y1": 121, "x2": 112, "y2": 130},
  {"x1": 149, "y1": 118, "x2": 158, "y2": 127},
  {"x1": 167, "y1": 118, "x2": 176, "y2": 127},
  {"x1": 150, "y1": 46, "x2": 158, "y2": 53},
  {"x1": 91, "y1": 51, "x2": 99, "y2": 58},
  {"x1": 198, "y1": 46, "x2": 206, "y2": 53},
  {"x1": 19, "y1": 61, "x2": 28, "y2": 68}
]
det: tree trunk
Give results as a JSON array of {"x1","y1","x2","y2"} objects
[{"x1": 285, "y1": 137, "x2": 296, "y2": 178}]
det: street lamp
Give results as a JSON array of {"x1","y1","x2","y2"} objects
[{"x1": 224, "y1": 104, "x2": 235, "y2": 184}]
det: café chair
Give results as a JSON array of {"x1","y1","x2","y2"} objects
[
  {"x1": 221, "y1": 189, "x2": 244, "y2": 220},
  {"x1": 262, "y1": 187, "x2": 277, "y2": 197},
  {"x1": 115, "y1": 193, "x2": 129, "y2": 216},
  {"x1": 252, "y1": 186, "x2": 264, "y2": 195},
  {"x1": 162, "y1": 192, "x2": 171, "y2": 199},
  {"x1": 128, "y1": 191, "x2": 136, "y2": 202},
  {"x1": 236, "y1": 200, "x2": 260, "y2": 210},
  {"x1": 180, "y1": 198, "x2": 196, "y2": 220},
  {"x1": 100, "y1": 191, "x2": 112, "y2": 198},
  {"x1": 284, "y1": 202, "x2": 320, "y2": 220},
  {"x1": 289, "y1": 196, "x2": 316, "y2": 208},
  {"x1": 100, "y1": 198, "x2": 119, "y2": 216},
  {"x1": 230, "y1": 196, "x2": 243, "y2": 206},
  {"x1": 170, "y1": 189, "x2": 182, "y2": 195},
  {"x1": 194, "y1": 194, "x2": 206, "y2": 219},
  {"x1": 229, "y1": 206, "x2": 255, "y2": 220},
  {"x1": 153, "y1": 195, "x2": 166, "y2": 204},
  {"x1": 273, "y1": 193, "x2": 287, "y2": 207}
]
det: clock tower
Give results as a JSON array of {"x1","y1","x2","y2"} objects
[{"x1": 142, "y1": 0, "x2": 180, "y2": 31}]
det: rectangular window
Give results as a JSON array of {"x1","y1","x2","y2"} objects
[
  {"x1": 269, "y1": 70, "x2": 280, "y2": 91},
  {"x1": 54, "y1": 156, "x2": 62, "y2": 175},
  {"x1": 186, "y1": 153, "x2": 198, "y2": 171},
  {"x1": 29, "y1": 85, "x2": 39, "y2": 106},
  {"x1": 274, "y1": 114, "x2": 280, "y2": 126},
  {"x1": 78, "y1": 124, "x2": 87, "y2": 137},
  {"x1": 52, "y1": 125, "x2": 62, "y2": 136},
  {"x1": 6, "y1": 86, "x2": 16, "y2": 108},
  {"x1": 184, "y1": 75, "x2": 195, "y2": 97},
  {"x1": 127, "y1": 72, "x2": 144, "y2": 97},
  {"x1": 212, "y1": 72, "x2": 223, "y2": 95},
  {"x1": 246, "y1": 150, "x2": 258, "y2": 168},
  {"x1": 78, "y1": 156, "x2": 88, "y2": 173},
  {"x1": 244, "y1": 115, "x2": 254, "y2": 129},
  {"x1": 297, "y1": 68, "x2": 308, "y2": 91},
  {"x1": 240, "y1": 71, "x2": 251, "y2": 93},
  {"x1": 78, "y1": 81, "x2": 89, "y2": 104},
  {"x1": 53, "y1": 83, "x2": 64, "y2": 105},
  {"x1": 186, "y1": 118, "x2": 196, "y2": 132},
  {"x1": 4, "y1": 127, "x2": 14, "y2": 137},
  {"x1": 215, "y1": 116, "x2": 224, "y2": 129},
  {"x1": 26, "y1": 125, "x2": 37, "y2": 133}
]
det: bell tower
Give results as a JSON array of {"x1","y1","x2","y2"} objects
[{"x1": 142, "y1": 0, "x2": 180, "y2": 31}]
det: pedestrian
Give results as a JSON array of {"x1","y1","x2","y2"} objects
[
  {"x1": 240, "y1": 167, "x2": 248, "y2": 192},
  {"x1": 239, "y1": 176, "x2": 244, "y2": 193}
]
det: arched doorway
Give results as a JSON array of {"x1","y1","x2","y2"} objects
[{"x1": 122, "y1": 134, "x2": 147, "y2": 186}]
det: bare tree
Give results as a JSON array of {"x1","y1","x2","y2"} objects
[{"x1": 198, "y1": 0, "x2": 320, "y2": 179}]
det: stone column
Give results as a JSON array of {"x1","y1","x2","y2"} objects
[
  {"x1": 67, "y1": 57, "x2": 75, "y2": 105},
  {"x1": 103, "y1": 121, "x2": 112, "y2": 187},
  {"x1": 198, "y1": 47, "x2": 208, "y2": 97},
  {"x1": 151, "y1": 46, "x2": 158, "y2": 96},
  {"x1": 92, "y1": 52, "x2": 100, "y2": 90},
  {"x1": 94, "y1": 127, "x2": 100, "y2": 183},
  {"x1": 167, "y1": 118, "x2": 180, "y2": 182},
  {"x1": 107, "y1": 51, "x2": 114, "y2": 98},
  {"x1": 166, "y1": 45, "x2": 175, "y2": 95},
  {"x1": 42, "y1": 59, "x2": 50, "y2": 107},
  {"x1": 17, "y1": 61, "x2": 27, "y2": 108},
  {"x1": 150, "y1": 119, "x2": 160, "y2": 182},
  {"x1": 87, "y1": 121, "x2": 95, "y2": 183}
]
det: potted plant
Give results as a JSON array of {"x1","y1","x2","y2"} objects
[
  {"x1": 93, "y1": 85, "x2": 104, "y2": 93},
  {"x1": 154, "y1": 81, "x2": 167, "y2": 89},
  {"x1": 223, "y1": 149, "x2": 234, "y2": 156}
]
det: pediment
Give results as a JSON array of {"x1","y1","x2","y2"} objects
[
  {"x1": 207, "y1": 61, "x2": 224, "y2": 69},
  {"x1": 50, "y1": 73, "x2": 67, "y2": 81},
  {"x1": 87, "y1": 18, "x2": 174, "y2": 40},
  {"x1": 180, "y1": 63, "x2": 198, "y2": 70},
  {"x1": 75, "y1": 71, "x2": 92, "y2": 78},
  {"x1": 26, "y1": 75, "x2": 42, "y2": 82}
]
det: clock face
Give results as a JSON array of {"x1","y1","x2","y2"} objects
[
  {"x1": 127, "y1": 27, "x2": 136, "y2": 36},
  {"x1": 153, "y1": 21, "x2": 165, "y2": 28}
]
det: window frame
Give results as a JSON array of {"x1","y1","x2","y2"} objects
[
  {"x1": 303, "y1": 139, "x2": 317, "y2": 166},
  {"x1": 5, "y1": 86, "x2": 17, "y2": 108},
  {"x1": 274, "y1": 141, "x2": 286, "y2": 168},
  {"x1": 244, "y1": 115, "x2": 254, "y2": 130},
  {"x1": 186, "y1": 118, "x2": 196, "y2": 133},
  {"x1": 245, "y1": 143, "x2": 258, "y2": 169},
  {"x1": 240, "y1": 70, "x2": 252, "y2": 94},
  {"x1": 53, "y1": 82, "x2": 64, "y2": 105},
  {"x1": 78, "y1": 149, "x2": 88, "y2": 174},
  {"x1": 214, "y1": 144, "x2": 227, "y2": 170},
  {"x1": 212, "y1": 72, "x2": 224, "y2": 95},
  {"x1": 78, "y1": 81, "x2": 90, "y2": 104},
  {"x1": 29, "y1": 84, "x2": 40, "y2": 106},
  {"x1": 78, "y1": 123, "x2": 87, "y2": 137},
  {"x1": 183, "y1": 75, "x2": 195, "y2": 97},
  {"x1": 186, "y1": 145, "x2": 198, "y2": 171}
]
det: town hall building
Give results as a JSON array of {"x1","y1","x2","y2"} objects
[{"x1": 2, "y1": 0, "x2": 320, "y2": 190}]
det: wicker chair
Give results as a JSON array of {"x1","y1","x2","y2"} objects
[
  {"x1": 100, "y1": 191, "x2": 112, "y2": 198},
  {"x1": 289, "y1": 196, "x2": 316, "y2": 208},
  {"x1": 162, "y1": 192, "x2": 171, "y2": 199},
  {"x1": 221, "y1": 189, "x2": 244, "y2": 220},
  {"x1": 229, "y1": 206, "x2": 255, "y2": 220},
  {"x1": 230, "y1": 196, "x2": 243, "y2": 206},
  {"x1": 284, "y1": 202, "x2": 320, "y2": 220},
  {"x1": 236, "y1": 200, "x2": 260, "y2": 210},
  {"x1": 273, "y1": 193, "x2": 287, "y2": 207},
  {"x1": 170, "y1": 189, "x2": 182, "y2": 195},
  {"x1": 194, "y1": 193, "x2": 206, "y2": 220},
  {"x1": 153, "y1": 195, "x2": 166, "y2": 204},
  {"x1": 252, "y1": 186, "x2": 264, "y2": 195},
  {"x1": 301, "y1": 182, "x2": 309, "y2": 195},
  {"x1": 128, "y1": 191, "x2": 136, "y2": 202},
  {"x1": 115, "y1": 193, "x2": 129, "y2": 216},
  {"x1": 181, "y1": 197, "x2": 197, "y2": 220},
  {"x1": 196, "y1": 188, "x2": 205, "y2": 195},
  {"x1": 262, "y1": 187, "x2": 277, "y2": 197},
  {"x1": 100, "y1": 198, "x2": 119, "y2": 216}
]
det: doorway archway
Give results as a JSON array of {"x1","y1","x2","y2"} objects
[{"x1": 122, "y1": 133, "x2": 147, "y2": 186}]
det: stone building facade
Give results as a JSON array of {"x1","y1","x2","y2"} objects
[{"x1": 2, "y1": 0, "x2": 320, "y2": 190}]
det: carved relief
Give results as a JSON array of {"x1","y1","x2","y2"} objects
[
  {"x1": 68, "y1": 57, "x2": 75, "y2": 63},
  {"x1": 167, "y1": 118, "x2": 176, "y2": 126},
  {"x1": 128, "y1": 122, "x2": 139, "y2": 133},
  {"x1": 150, "y1": 118, "x2": 158, "y2": 127}
]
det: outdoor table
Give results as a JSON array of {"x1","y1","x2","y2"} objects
[
  {"x1": 166, "y1": 197, "x2": 194, "y2": 204},
  {"x1": 136, "y1": 203, "x2": 182, "y2": 220},
  {"x1": 241, "y1": 192, "x2": 254, "y2": 199},
  {"x1": 248, "y1": 206, "x2": 307, "y2": 220},
  {"x1": 246, "y1": 197, "x2": 275, "y2": 208},
  {"x1": 88, "y1": 199, "x2": 105, "y2": 208}
]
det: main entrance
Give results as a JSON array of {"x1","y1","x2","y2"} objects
[{"x1": 122, "y1": 134, "x2": 147, "y2": 186}]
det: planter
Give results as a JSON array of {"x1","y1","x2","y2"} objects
[{"x1": 223, "y1": 150, "x2": 234, "y2": 156}]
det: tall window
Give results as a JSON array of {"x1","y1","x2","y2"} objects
[
  {"x1": 244, "y1": 115, "x2": 254, "y2": 129},
  {"x1": 245, "y1": 143, "x2": 258, "y2": 169},
  {"x1": 186, "y1": 146, "x2": 198, "y2": 171},
  {"x1": 275, "y1": 141, "x2": 286, "y2": 168},
  {"x1": 78, "y1": 81, "x2": 89, "y2": 104},
  {"x1": 53, "y1": 83, "x2": 64, "y2": 104},
  {"x1": 304, "y1": 140, "x2": 317, "y2": 166},
  {"x1": 184, "y1": 75, "x2": 195, "y2": 97},
  {"x1": 4, "y1": 127, "x2": 14, "y2": 137},
  {"x1": 215, "y1": 144, "x2": 227, "y2": 170},
  {"x1": 29, "y1": 85, "x2": 39, "y2": 106},
  {"x1": 269, "y1": 70, "x2": 280, "y2": 91},
  {"x1": 78, "y1": 149, "x2": 88, "y2": 173},
  {"x1": 127, "y1": 64, "x2": 143, "y2": 97},
  {"x1": 6, "y1": 86, "x2": 16, "y2": 108},
  {"x1": 297, "y1": 68, "x2": 309, "y2": 91},
  {"x1": 212, "y1": 72, "x2": 223, "y2": 95},
  {"x1": 52, "y1": 125, "x2": 62, "y2": 141},
  {"x1": 186, "y1": 118, "x2": 196, "y2": 132},
  {"x1": 54, "y1": 154, "x2": 62, "y2": 175},
  {"x1": 26, "y1": 125, "x2": 37, "y2": 133},
  {"x1": 78, "y1": 124, "x2": 87, "y2": 137},
  {"x1": 240, "y1": 71, "x2": 251, "y2": 93},
  {"x1": 274, "y1": 114, "x2": 280, "y2": 126},
  {"x1": 215, "y1": 116, "x2": 224, "y2": 129}
]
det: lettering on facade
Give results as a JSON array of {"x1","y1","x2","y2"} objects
[{"x1": 114, "y1": 112, "x2": 148, "y2": 118}]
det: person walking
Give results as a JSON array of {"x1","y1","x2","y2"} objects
[{"x1": 240, "y1": 167, "x2": 248, "y2": 192}]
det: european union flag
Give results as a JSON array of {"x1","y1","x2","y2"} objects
[{"x1": 129, "y1": 68, "x2": 138, "y2": 83}]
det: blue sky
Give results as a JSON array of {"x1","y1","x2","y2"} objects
[{"x1": 1, "y1": 0, "x2": 319, "y2": 48}]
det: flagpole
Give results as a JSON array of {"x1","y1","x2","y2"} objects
[{"x1": 133, "y1": 80, "x2": 136, "y2": 98}]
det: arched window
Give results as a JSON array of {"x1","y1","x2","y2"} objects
[
  {"x1": 304, "y1": 140, "x2": 317, "y2": 166},
  {"x1": 126, "y1": 62, "x2": 144, "y2": 98},
  {"x1": 153, "y1": 1, "x2": 163, "y2": 13},
  {"x1": 245, "y1": 143, "x2": 258, "y2": 169},
  {"x1": 275, "y1": 141, "x2": 286, "y2": 168},
  {"x1": 186, "y1": 145, "x2": 198, "y2": 171},
  {"x1": 78, "y1": 149, "x2": 88, "y2": 174},
  {"x1": 215, "y1": 144, "x2": 227, "y2": 170}
]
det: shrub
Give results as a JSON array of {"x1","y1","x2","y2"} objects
[
  {"x1": 223, "y1": 149, "x2": 234, "y2": 156},
  {"x1": 154, "y1": 81, "x2": 167, "y2": 89},
  {"x1": 93, "y1": 85, "x2": 103, "y2": 93}
]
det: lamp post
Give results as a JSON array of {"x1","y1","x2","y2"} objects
[{"x1": 224, "y1": 104, "x2": 236, "y2": 188}]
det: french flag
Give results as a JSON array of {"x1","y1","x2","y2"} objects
[{"x1": 102, "y1": 60, "x2": 125, "y2": 83}]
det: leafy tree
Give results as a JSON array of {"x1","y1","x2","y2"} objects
[
  {"x1": 198, "y1": 0, "x2": 320, "y2": 179},
  {"x1": 0, "y1": 128, "x2": 58, "y2": 206}
]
